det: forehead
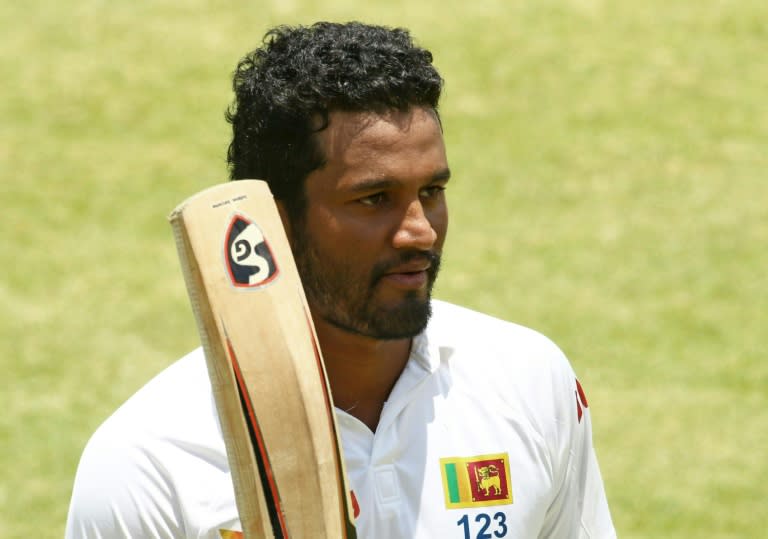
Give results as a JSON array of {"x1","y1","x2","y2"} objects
[{"x1": 311, "y1": 107, "x2": 447, "y2": 184}]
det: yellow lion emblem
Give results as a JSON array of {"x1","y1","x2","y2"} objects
[{"x1": 475, "y1": 464, "x2": 502, "y2": 496}]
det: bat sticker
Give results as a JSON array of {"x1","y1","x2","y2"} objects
[{"x1": 225, "y1": 214, "x2": 279, "y2": 287}]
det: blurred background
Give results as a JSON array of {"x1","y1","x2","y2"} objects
[{"x1": 2, "y1": 1, "x2": 766, "y2": 536}]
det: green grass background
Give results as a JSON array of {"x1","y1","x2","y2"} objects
[{"x1": 2, "y1": 1, "x2": 766, "y2": 536}]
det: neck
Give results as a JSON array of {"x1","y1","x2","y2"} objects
[{"x1": 314, "y1": 318, "x2": 412, "y2": 432}]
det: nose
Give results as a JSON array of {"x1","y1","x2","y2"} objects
[{"x1": 392, "y1": 200, "x2": 438, "y2": 251}]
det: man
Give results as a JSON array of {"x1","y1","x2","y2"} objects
[{"x1": 66, "y1": 22, "x2": 615, "y2": 538}]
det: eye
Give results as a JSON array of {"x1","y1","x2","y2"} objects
[
  {"x1": 358, "y1": 192, "x2": 387, "y2": 206},
  {"x1": 420, "y1": 185, "x2": 446, "y2": 199}
]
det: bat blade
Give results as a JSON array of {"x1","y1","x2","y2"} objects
[{"x1": 169, "y1": 180, "x2": 356, "y2": 538}]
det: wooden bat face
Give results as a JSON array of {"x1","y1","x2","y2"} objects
[{"x1": 170, "y1": 180, "x2": 357, "y2": 538}]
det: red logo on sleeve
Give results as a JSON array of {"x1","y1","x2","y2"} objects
[
  {"x1": 351, "y1": 489, "x2": 360, "y2": 518},
  {"x1": 575, "y1": 379, "x2": 589, "y2": 423}
]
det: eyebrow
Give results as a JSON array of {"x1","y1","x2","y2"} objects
[
  {"x1": 432, "y1": 168, "x2": 452, "y2": 183},
  {"x1": 347, "y1": 168, "x2": 452, "y2": 194}
]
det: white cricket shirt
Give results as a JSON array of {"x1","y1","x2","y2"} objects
[{"x1": 66, "y1": 300, "x2": 615, "y2": 538}]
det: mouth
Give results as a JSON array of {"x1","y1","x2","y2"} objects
[
  {"x1": 379, "y1": 258, "x2": 434, "y2": 290},
  {"x1": 381, "y1": 269, "x2": 429, "y2": 289},
  {"x1": 386, "y1": 260, "x2": 432, "y2": 274}
]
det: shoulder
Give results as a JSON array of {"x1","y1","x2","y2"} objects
[
  {"x1": 427, "y1": 299, "x2": 581, "y2": 427},
  {"x1": 428, "y1": 299, "x2": 573, "y2": 374},
  {"x1": 90, "y1": 348, "x2": 218, "y2": 448},
  {"x1": 66, "y1": 348, "x2": 231, "y2": 536}
]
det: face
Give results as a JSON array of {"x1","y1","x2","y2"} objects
[{"x1": 287, "y1": 106, "x2": 450, "y2": 340}]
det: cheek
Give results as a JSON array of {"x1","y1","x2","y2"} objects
[
  {"x1": 431, "y1": 207, "x2": 449, "y2": 248},
  {"x1": 320, "y1": 211, "x2": 390, "y2": 251},
  {"x1": 308, "y1": 219, "x2": 377, "y2": 265}
]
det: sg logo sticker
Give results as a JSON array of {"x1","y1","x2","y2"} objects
[{"x1": 224, "y1": 214, "x2": 279, "y2": 287}]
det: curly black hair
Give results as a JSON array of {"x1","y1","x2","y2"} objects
[{"x1": 225, "y1": 21, "x2": 443, "y2": 221}]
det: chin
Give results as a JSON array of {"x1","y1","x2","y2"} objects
[{"x1": 365, "y1": 295, "x2": 433, "y2": 340}]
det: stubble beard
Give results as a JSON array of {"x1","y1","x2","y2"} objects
[{"x1": 290, "y1": 229, "x2": 440, "y2": 340}]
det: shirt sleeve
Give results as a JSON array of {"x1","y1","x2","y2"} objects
[
  {"x1": 65, "y1": 426, "x2": 184, "y2": 539},
  {"x1": 540, "y1": 355, "x2": 616, "y2": 539}
]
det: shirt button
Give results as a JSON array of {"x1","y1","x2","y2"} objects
[{"x1": 375, "y1": 465, "x2": 400, "y2": 504}]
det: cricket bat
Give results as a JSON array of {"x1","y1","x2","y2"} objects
[{"x1": 169, "y1": 180, "x2": 357, "y2": 538}]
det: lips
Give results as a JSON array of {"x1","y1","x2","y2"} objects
[
  {"x1": 379, "y1": 256, "x2": 434, "y2": 289},
  {"x1": 382, "y1": 269, "x2": 429, "y2": 288},
  {"x1": 385, "y1": 260, "x2": 432, "y2": 275},
  {"x1": 370, "y1": 251, "x2": 441, "y2": 292}
]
